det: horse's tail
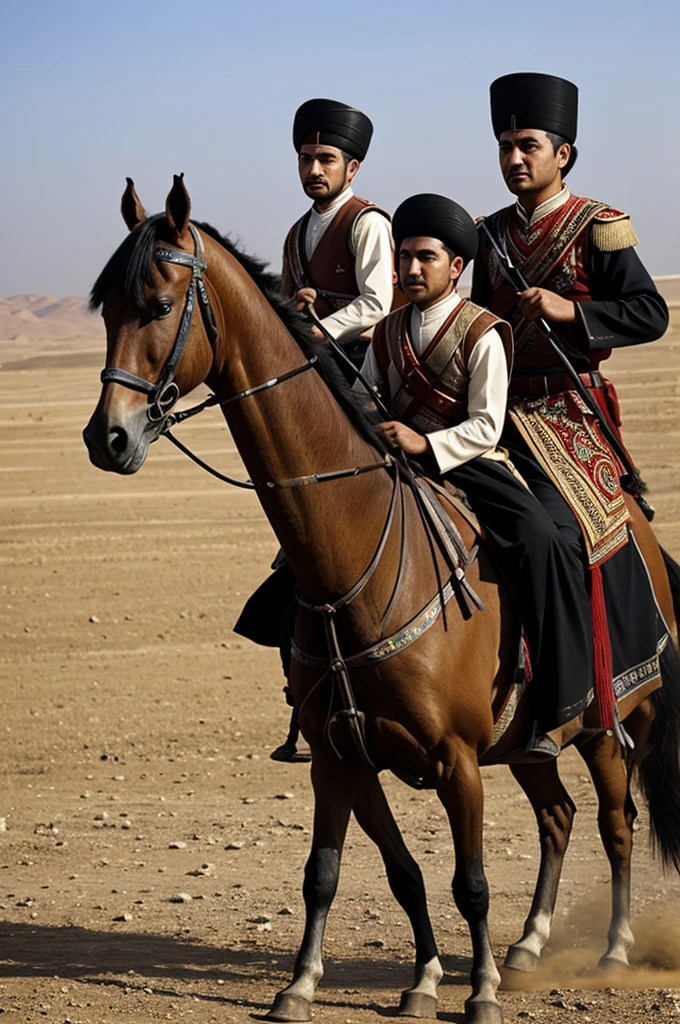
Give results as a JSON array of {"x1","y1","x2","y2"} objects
[{"x1": 636, "y1": 547, "x2": 680, "y2": 873}]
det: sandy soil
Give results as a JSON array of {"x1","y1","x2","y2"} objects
[{"x1": 2, "y1": 299, "x2": 680, "y2": 1023}]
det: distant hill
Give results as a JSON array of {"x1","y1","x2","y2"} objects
[
  {"x1": 0, "y1": 276, "x2": 678, "y2": 368},
  {"x1": 0, "y1": 294, "x2": 102, "y2": 344}
]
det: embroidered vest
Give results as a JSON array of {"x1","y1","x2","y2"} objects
[
  {"x1": 478, "y1": 193, "x2": 629, "y2": 375},
  {"x1": 372, "y1": 300, "x2": 513, "y2": 434}
]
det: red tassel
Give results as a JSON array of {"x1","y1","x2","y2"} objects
[{"x1": 590, "y1": 563, "x2": 615, "y2": 730}]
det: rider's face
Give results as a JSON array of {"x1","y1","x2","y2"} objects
[
  {"x1": 498, "y1": 129, "x2": 570, "y2": 197},
  {"x1": 398, "y1": 237, "x2": 463, "y2": 310},
  {"x1": 297, "y1": 145, "x2": 359, "y2": 205}
]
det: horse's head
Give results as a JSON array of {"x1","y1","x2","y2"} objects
[{"x1": 83, "y1": 176, "x2": 217, "y2": 474}]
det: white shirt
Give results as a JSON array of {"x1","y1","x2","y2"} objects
[
  {"x1": 298, "y1": 186, "x2": 394, "y2": 344},
  {"x1": 358, "y1": 289, "x2": 508, "y2": 474},
  {"x1": 515, "y1": 185, "x2": 570, "y2": 228}
]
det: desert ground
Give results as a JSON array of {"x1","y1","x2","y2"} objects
[{"x1": 2, "y1": 280, "x2": 680, "y2": 1024}]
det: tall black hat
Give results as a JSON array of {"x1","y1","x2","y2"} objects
[
  {"x1": 490, "y1": 72, "x2": 578, "y2": 143},
  {"x1": 293, "y1": 98, "x2": 373, "y2": 162},
  {"x1": 392, "y1": 194, "x2": 478, "y2": 267}
]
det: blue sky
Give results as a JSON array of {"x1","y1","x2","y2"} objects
[{"x1": 2, "y1": 0, "x2": 678, "y2": 296}]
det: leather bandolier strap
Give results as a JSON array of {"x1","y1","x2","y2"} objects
[{"x1": 373, "y1": 299, "x2": 512, "y2": 433}]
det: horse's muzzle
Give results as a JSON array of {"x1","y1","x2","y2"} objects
[{"x1": 83, "y1": 405, "x2": 158, "y2": 474}]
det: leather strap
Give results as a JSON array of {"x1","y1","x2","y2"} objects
[{"x1": 509, "y1": 370, "x2": 603, "y2": 400}]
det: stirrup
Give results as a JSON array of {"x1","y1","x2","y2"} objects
[{"x1": 524, "y1": 724, "x2": 560, "y2": 760}]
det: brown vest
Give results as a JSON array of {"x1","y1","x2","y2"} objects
[
  {"x1": 373, "y1": 299, "x2": 513, "y2": 433},
  {"x1": 282, "y1": 195, "x2": 393, "y2": 319}
]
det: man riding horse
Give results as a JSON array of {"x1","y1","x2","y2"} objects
[
  {"x1": 358, "y1": 191, "x2": 649, "y2": 757},
  {"x1": 472, "y1": 72, "x2": 670, "y2": 754},
  {"x1": 238, "y1": 98, "x2": 398, "y2": 758}
]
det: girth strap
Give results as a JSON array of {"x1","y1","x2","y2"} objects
[{"x1": 295, "y1": 467, "x2": 402, "y2": 769}]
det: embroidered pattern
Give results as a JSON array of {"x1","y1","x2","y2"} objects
[
  {"x1": 483, "y1": 194, "x2": 608, "y2": 358},
  {"x1": 510, "y1": 392, "x2": 631, "y2": 566},
  {"x1": 612, "y1": 634, "x2": 668, "y2": 701},
  {"x1": 501, "y1": 195, "x2": 607, "y2": 287}
]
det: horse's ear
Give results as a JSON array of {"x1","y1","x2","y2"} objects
[
  {"x1": 121, "y1": 177, "x2": 147, "y2": 232},
  {"x1": 165, "y1": 173, "x2": 191, "y2": 243}
]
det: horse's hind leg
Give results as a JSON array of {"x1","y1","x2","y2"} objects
[
  {"x1": 353, "y1": 772, "x2": 442, "y2": 1019},
  {"x1": 267, "y1": 756, "x2": 357, "y2": 1023},
  {"x1": 504, "y1": 761, "x2": 576, "y2": 974},
  {"x1": 439, "y1": 748, "x2": 502, "y2": 1024},
  {"x1": 577, "y1": 732, "x2": 636, "y2": 970}
]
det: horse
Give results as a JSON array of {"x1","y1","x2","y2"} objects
[{"x1": 83, "y1": 175, "x2": 680, "y2": 1024}]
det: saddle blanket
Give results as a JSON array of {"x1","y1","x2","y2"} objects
[{"x1": 510, "y1": 392, "x2": 630, "y2": 567}]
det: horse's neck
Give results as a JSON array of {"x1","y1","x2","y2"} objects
[{"x1": 204, "y1": 239, "x2": 393, "y2": 599}]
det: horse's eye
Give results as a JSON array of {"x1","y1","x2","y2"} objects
[{"x1": 155, "y1": 301, "x2": 173, "y2": 319}]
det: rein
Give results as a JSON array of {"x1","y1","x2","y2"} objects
[
  {"x1": 163, "y1": 428, "x2": 393, "y2": 490},
  {"x1": 159, "y1": 358, "x2": 393, "y2": 490}
]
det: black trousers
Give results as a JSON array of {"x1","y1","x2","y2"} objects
[{"x1": 448, "y1": 443, "x2": 594, "y2": 729}]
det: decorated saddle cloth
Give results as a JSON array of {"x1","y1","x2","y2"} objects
[{"x1": 510, "y1": 392, "x2": 630, "y2": 568}]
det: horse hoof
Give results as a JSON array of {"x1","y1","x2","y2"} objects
[
  {"x1": 598, "y1": 954, "x2": 628, "y2": 973},
  {"x1": 265, "y1": 991, "x2": 312, "y2": 1022},
  {"x1": 504, "y1": 945, "x2": 539, "y2": 973},
  {"x1": 464, "y1": 998, "x2": 503, "y2": 1024},
  {"x1": 398, "y1": 989, "x2": 438, "y2": 1018}
]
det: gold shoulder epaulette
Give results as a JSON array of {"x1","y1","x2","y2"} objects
[{"x1": 591, "y1": 208, "x2": 639, "y2": 251}]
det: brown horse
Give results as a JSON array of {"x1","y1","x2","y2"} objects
[{"x1": 83, "y1": 176, "x2": 680, "y2": 1024}]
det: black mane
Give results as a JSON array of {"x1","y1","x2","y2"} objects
[{"x1": 90, "y1": 215, "x2": 389, "y2": 456}]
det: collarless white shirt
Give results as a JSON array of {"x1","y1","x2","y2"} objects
[
  {"x1": 515, "y1": 185, "x2": 570, "y2": 228},
  {"x1": 358, "y1": 288, "x2": 508, "y2": 474},
  {"x1": 305, "y1": 186, "x2": 354, "y2": 259},
  {"x1": 409, "y1": 288, "x2": 463, "y2": 352}
]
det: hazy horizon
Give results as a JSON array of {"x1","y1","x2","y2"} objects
[{"x1": 3, "y1": 0, "x2": 678, "y2": 297}]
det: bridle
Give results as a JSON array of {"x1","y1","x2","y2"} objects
[
  {"x1": 100, "y1": 224, "x2": 219, "y2": 423},
  {"x1": 99, "y1": 222, "x2": 389, "y2": 489}
]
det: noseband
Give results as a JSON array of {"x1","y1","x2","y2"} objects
[{"x1": 100, "y1": 224, "x2": 219, "y2": 422}]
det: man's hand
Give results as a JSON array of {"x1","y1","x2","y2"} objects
[
  {"x1": 310, "y1": 324, "x2": 324, "y2": 339},
  {"x1": 379, "y1": 420, "x2": 428, "y2": 455},
  {"x1": 517, "y1": 288, "x2": 576, "y2": 323},
  {"x1": 295, "y1": 287, "x2": 317, "y2": 312}
]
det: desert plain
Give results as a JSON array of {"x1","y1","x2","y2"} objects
[{"x1": 2, "y1": 280, "x2": 680, "y2": 1024}]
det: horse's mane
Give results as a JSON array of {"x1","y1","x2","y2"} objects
[{"x1": 90, "y1": 214, "x2": 389, "y2": 456}]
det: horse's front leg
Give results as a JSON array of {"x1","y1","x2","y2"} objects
[
  {"x1": 504, "y1": 760, "x2": 576, "y2": 973},
  {"x1": 577, "y1": 732, "x2": 636, "y2": 970},
  {"x1": 267, "y1": 755, "x2": 358, "y2": 1023},
  {"x1": 353, "y1": 771, "x2": 442, "y2": 1019},
  {"x1": 439, "y1": 749, "x2": 502, "y2": 1024}
]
